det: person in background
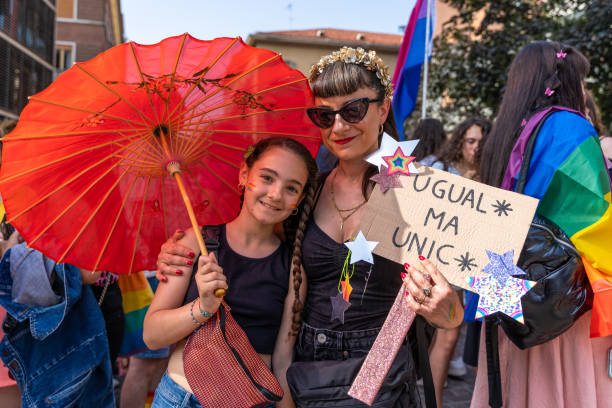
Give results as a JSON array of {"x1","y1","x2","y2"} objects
[
  {"x1": 120, "y1": 271, "x2": 170, "y2": 408},
  {"x1": 474, "y1": 41, "x2": 612, "y2": 408},
  {"x1": 418, "y1": 116, "x2": 491, "y2": 406},
  {"x1": 0, "y1": 228, "x2": 22, "y2": 408},
  {"x1": 585, "y1": 90, "x2": 611, "y2": 171},
  {"x1": 0, "y1": 241, "x2": 114, "y2": 407},
  {"x1": 421, "y1": 117, "x2": 491, "y2": 180},
  {"x1": 409, "y1": 118, "x2": 447, "y2": 162}
]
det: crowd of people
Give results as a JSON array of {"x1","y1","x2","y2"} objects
[{"x1": 1, "y1": 38, "x2": 611, "y2": 408}]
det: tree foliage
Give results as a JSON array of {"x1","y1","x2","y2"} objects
[{"x1": 419, "y1": 0, "x2": 611, "y2": 134}]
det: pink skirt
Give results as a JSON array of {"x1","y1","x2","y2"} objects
[
  {"x1": 470, "y1": 311, "x2": 612, "y2": 408},
  {"x1": 0, "y1": 307, "x2": 17, "y2": 387}
]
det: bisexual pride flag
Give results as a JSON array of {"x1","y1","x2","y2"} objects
[
  {"x1": 392, "y1": 0, "x2": 436, "y2": 139},
  {"x1": 503, "y1": 108, "x2": 612, "y2": 337}
]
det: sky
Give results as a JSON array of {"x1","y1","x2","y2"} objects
[{"x1": 121, "y1": 0, "x2": 417, "y2": 45}]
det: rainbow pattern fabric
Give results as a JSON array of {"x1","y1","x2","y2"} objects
[
  {"x1": 503, "y1": 109, "x2": 612, "y2": 337},
  {"x1": 117, "y1": 271, "x2": 154, "y2": 356}
]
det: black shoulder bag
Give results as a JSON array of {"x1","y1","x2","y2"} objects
[{"x1": 485, "y1": 111, "x2": 592, "y2": 407}]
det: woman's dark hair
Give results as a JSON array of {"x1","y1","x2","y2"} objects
[
  {"x1": 409, "y1": 118, "x2": 447, "y2": 161},
  {"x1": 310, "y1": 61, "x2": 399, "y2": 198},
  {"x1": 436, "y1": 117, "x2": 491, "y2": 173},
  {"x1": 585, "y1": 90, "x2": 605, "y2": 137},
  {"x1": 243, "y1": 137, "x2": 319, "y2": 336},
  {"x1": 480, "y1": 41, "x2": 590, "y2": 187}
]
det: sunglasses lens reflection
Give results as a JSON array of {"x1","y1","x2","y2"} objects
[{"x1": 307, "y1": 98, "x2": 370, "y2": 129}]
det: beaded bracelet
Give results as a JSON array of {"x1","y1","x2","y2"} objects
[
  {"x1": 189, "y1": 299, "x2": 207, "y2": 326},
  {"x1": 198, "y1": 299, "x2": 214, "y2": 318}
]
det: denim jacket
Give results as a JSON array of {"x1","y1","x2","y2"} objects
[{"x1": 0, "y1": 249, "x2": 114, "y2": 407}]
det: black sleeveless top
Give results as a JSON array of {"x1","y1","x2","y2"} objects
[
  {"x1": 183, "y1": 224, "x2": 290, "y2": 354},
  {"x1": 301, "y1": 220, "x2": 404, "y2": 331}
]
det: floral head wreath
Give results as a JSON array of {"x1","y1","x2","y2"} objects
[{"x1": 308, "y1": 47, "x2": 394, "y2": 98}]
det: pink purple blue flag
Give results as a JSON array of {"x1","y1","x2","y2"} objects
[{"x1": 392, "y1": 0, "x2": 436, "y2": 139}]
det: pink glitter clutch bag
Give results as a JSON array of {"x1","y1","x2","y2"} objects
[{"x1": 348, "y1": 287, "x2": 416, "y2": 405}]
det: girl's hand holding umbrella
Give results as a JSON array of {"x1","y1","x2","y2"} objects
[{"x1": 196, "y1": 252, "x2": 227, "y2": 318}]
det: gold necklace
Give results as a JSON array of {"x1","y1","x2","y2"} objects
[{"x1": 330, "y1": 171, "x2": 367, "y2": 233}]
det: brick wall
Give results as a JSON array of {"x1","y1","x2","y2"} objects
[{"x1": 77, "y1": 0, "x2": 105, "y2": 21}]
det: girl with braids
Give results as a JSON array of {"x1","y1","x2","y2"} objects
[
  {"x1": 144, "y1": 137, "x2": 318, "y2": 408},
  {"x1": 472, "y1": 42, "x2": 612, "y2": 407}
]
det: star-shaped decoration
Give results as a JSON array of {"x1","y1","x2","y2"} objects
[
  {"x1": 370, "y1": 165, "x2": 403, "y2": 193},
  {"x1": 365, "y1": 133, "x2": 420, "y2": 175},
  {"x1": 345, "y1": 231, "x2": 378, "y2": 264},
  {"x1": 382, "y1": 147, "x2": 416, "y2": 176},
  {"x1": 341, "y1": 277, "x2": 353, "y2": 302},
  {"x1": 466, "y1": 274, "x2": 537, "y2": 324},
  {"x1": 491, "y1": 199, "x2": 513, "y2": 217},
  {"x1": 481, "y1": 250, "x2": 526, "y2": 286},
  {"x1": 330, "y1": 292, "x2": 351, "y2": 324},
  {"x1": 454, "y1": 251, "x2": 477, "y2": 272}
]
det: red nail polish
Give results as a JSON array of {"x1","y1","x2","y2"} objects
[
  {"x1": 418, "y1": 255, "x2": 426, "y2": 261},
  {"x1": 403, "y1": 263, "x2": 410, "y2": 269},
  {"x1": 188, "y1": 252, "x2": 195, "y2": 258},
  {"x1": 401, "y1": 272, "x2": 406, "y2": 280},
  {"x1": 176, "y1": 270, "x2": 183, "y2": 275},
  {"x1": 405, "y1": 290, "x2": 410, "y2": 297},
  {"x1": 162, "y1": 277, "x2": 168, "y2": 283},
  {"x1": 186, "y1": 259, "x2": 193, "y2": 266}
]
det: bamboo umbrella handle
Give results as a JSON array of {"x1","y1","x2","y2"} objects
[
  {"x1": 160, "y1": 130, "x2": 225, "y2": 298},
  {"x1": 171, "y1": 169, "x2": 226, "y2": 298}
]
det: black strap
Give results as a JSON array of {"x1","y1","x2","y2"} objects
[
  {"x1": 485, "y1": 318, "x2": 502, "y2": 408},
  {"x1": 201, "y1": 224, "x2": 221, "y2": 256},
  {"x1": 416, "y1": 317, "x2": 437, "y2": 408}
]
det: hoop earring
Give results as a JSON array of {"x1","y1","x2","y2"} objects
[
  {"x1": 378, "y1": 124, "x2": 384, "y2": 135},
  {"x1": 291, "y1": 208, "x2": 298, "y2": 216}
]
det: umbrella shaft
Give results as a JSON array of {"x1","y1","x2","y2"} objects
[{"x1": 173, "y1": 171, "x2": 208, "y2": 257}]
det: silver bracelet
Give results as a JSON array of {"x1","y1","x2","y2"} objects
[{"x1": 189, "y1": 299, "x2": 206, "y2": 326}]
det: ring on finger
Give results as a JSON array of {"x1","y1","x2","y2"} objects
[
  {"x1": 423, "y1": 286, "x2": 432, "y2": 298},
  {"x1": 416, "y1": 294, "x2": 426, "y2": 304}
]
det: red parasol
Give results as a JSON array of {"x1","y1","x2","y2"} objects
[{"x1": 0, "y1": 34, "x2": 320, "y2": 280}]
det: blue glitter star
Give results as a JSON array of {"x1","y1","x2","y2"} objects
[{"x1": 481, "y1": 249, "x2": 526, "y2": 286}]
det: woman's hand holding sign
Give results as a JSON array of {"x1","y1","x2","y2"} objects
[{"x1": 401, "y1": 256, "x2": 463, "y2": 329}]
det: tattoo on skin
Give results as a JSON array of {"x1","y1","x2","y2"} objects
[{"x1": 449, "y1": 303, "x2": 455, "y2": 321}]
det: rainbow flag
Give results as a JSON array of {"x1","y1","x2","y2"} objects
[
  {"x1": 118, "y1": 271, "x2": 154, "y2": 356},
  {"x1": 503, "y1": 109, "x2": 612, "y2": 337},
  {"x1": 392, "y1": 0, "x2": 435, "y2": 139}
]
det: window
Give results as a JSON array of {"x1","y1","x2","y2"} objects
[
  {"x1": 57, "y1": 0, "x2": 75, "y2": 19},
  {"x1": 55, "y1": 43, "x2": 73, "y2": 72}
]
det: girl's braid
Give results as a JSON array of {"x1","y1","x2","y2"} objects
[{"x1": 289, "y1": 179, "x2": 318, "y2": 336}]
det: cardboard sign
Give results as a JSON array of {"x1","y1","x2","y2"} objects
[{"x1": 360, "y1": 164, "x2": 539, "y2": 290}]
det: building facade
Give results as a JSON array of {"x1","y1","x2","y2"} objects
[
  {"x1": 246, "y1": 28, "x2": 403, "y2": 76},
  {"x1": 0, "y1": 0, "x2": 56, "y2": 122},
  {"x1": 55, "y1": 0, "x2": 123, "y2": 73}
]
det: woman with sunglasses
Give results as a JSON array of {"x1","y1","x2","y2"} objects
[
  {"x1": 157, "y1": 47, "x2": 463, "y2": 407},
  {"x1": 285, "y1": 46, "x2": 463, "y2": 407}
]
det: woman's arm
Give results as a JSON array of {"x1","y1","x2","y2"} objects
[
  {"x1": 272, "y1": 267, "x2": 308, "y2": 408},
  {"x1": 143, "y1": 228, "x2": 220, "y2": 350}
]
